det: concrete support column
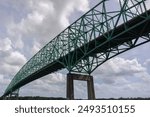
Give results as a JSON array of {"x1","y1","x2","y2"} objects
[
  {"x1": 67, "y1": 74, "x2": 74, "y2": 100},
  {"x1": 87, "y1": 76, "x2": 95, "y2": 100},
  {"x1": 66, "y1": 73, "x2": 95, "y2": 100}
]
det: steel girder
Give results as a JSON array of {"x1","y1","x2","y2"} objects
[{"x1": 3, "y1": 0, "x2": 150, "y2": 96}]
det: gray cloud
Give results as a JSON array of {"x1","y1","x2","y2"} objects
[
  {"x1": 93, "y1": 57, "x2": 150, "y2": 98},
  {"x1": 0, "y1": 38, "x2": 27, "y2": 76},
  {"x1": 20, "y1": 73, "x2": 66, "y2": 97},
  {"x1": 144, "y1": 59, "x2": 150, "y2": 66},
  {"x1": 94, "y1": 57, "x2": 146, "y2": 78},
  {"x1": 6, "y1": 0, "x2": 89, "y2": 54}
]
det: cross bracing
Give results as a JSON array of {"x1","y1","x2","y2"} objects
[{"x1": 3, "y1": 0, "x2": 150, "y2": 97}]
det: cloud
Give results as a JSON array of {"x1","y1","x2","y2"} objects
[
  {"x1": 0, "y1": 38, "x2": 27, "y2": 76},
  {"x1": 4, "y1": 51, "x2": 26, "y2": 66},
  {"x1": 20, "y1": 73, "x2": 66, "y2": 97},
  {"x1": 0, "y1": 74, "x2": 11, "y2": 85},
  {"x1": 93, "y1": 57, "x2": 150, "y2": 98},
  {"x1": 7, "y1": 0, "x2": 89, "y2": 51},
  {"x1": 94, "y1": 81, "x2": 150, "y2": 98},
  {"x1": 0, "y1": 38, "x2": 12, "y2": 51},
  {"x1": 95, "y1": 57, "x2": 150, "y2": 85},
  {"x1": 144, "y1": 59, "x2": 150, "y2": 66},
  {"x1": 145, "y1": 0, "x2": 150, "y2": 9},
  {"x1": 94, "y1": 57, "x2": 145, "y2": 77}
]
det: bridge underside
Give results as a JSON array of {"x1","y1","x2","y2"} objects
[{"x1": 3, "y1": 0, "x2": 150, "y2": 99}]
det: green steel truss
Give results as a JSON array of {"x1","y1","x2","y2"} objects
[{"x1": 3, "y1": 0, "x2": 150, "y2": 96}]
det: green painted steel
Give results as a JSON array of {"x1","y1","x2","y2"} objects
[{"x1": 3, "y1": 0, "x2": 150, "y2": 96}]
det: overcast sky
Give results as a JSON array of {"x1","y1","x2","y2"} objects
[{"x1": 0, "y1": 0, "x2": 150, "y2": 99}]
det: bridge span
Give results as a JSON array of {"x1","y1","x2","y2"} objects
[{"x1": 3, "y1": 0, "x2": 150, "y2": 99}]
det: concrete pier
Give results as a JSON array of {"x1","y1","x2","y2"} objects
[{"x1": 67, "y1": 73, "x2": 95, "y2": 100}]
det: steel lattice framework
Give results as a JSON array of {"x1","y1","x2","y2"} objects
[{"x1": 3, "y1": 0, "x2": 150, "y2": 96}]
